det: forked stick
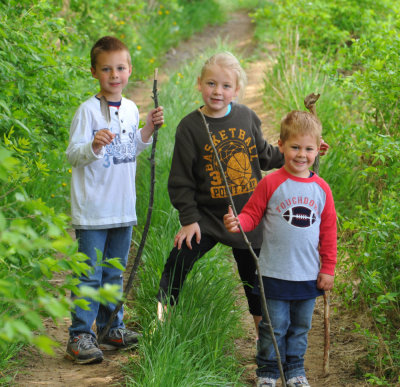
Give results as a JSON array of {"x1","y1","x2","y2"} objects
[
  {"x1": 304, "y1": 92, "x2": 330, "y2": 376},
  {"x1": 197, "y1": 109, "x2": 287, "y2": 387}
]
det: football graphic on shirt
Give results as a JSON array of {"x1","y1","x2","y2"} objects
[{"x1": 283, "y1": 206, "x2": 316, "y2": 228}]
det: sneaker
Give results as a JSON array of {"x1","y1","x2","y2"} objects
[
  {"x1": 98, "y1": 327, "x2": 141, "y2": 350},
  {"x1": 286, "y1": 375, "x2": 310, "y2": 387},
  {"x1": 65, "y1": 333, "x2": 104, "y2": 364},
  {"x1": 257, "y1": 377, "x2": 277, "y2": 387}
]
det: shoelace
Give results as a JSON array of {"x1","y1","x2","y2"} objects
[{"x1": 78, "y1": 334, "x2": 96, "y2": 349}]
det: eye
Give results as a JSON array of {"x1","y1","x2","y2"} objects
[
  {"x1": 223, "y1": 84, "x2": 232, "y2": 89},
  {"x1": 306, "y1": 147, "x2": 315, "y2": 152},
  {"x1": 102, "y1": 67, "x2": 111, "y2": 72},
  {"x1": 206, "y1": 81, "x2": 215, "y2": 87},
  {"x1": 118, "y1": 66, "x2": 126, "y2": 71},
  {"x1": 291, "y1": 146, "x2": 299, "y2": 150}
]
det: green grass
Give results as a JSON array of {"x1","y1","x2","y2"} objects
[
  {"x1": 0, "y1": 344, "x2": 23, "y2": 386},
  {"x1": 254, "y1": 2, "x2": 400, "y2": 383}
]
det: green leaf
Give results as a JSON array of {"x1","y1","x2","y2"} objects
[{"x1": 32, "y1": 335, "x2": 58, "y2": 355}]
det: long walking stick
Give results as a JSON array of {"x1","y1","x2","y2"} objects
[
  {"x1": 98, "y1": 69, "x2": 161, "y2": 343},
  {"x1": 197, "y1": 109, "x2": 287, "y2": 387},
  {"x1": 304, "y1": 93, "x2": 330, "y2": 376}
]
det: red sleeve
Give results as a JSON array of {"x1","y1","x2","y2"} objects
[
  {"x1": 319, "y1": 182, "x2": 337, "y2": 276},
  {"x1": 237, "y1": 171, "x2": 283, "y2": 232}
]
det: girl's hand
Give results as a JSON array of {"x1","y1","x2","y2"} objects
[
  {"x1": 317, "y1": 273, "x2": 334, "y2": 291},
  {"x1": 319, "y1": 138, "x2": 330, "y2": 156},
  {"x1": 174, "y1": 222, "x2": 201, "y2": 250},
  {"x1": 223, "y1": 206, "x2": 240, "y2": 233},
  {"x1": 92, "y1": 129, "x2": 115, "y2": 154}
]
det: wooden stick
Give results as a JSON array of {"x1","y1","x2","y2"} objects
[
  {"x1": 304, "y1": 92, "x2": 330, "y2": 376},
  {"x1": 197, "y1": 109, "x2": 287, "y2": 387},
  {"x1": 98, "y1": 69, "x2": 161, "y2": 343}
]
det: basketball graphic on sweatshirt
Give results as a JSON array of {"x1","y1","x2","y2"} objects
[{"x1": 217, "y1": 141, "x2": 252, "y2": 186}]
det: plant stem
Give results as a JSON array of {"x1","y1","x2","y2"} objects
[{"x1": 197, "y1": 109, "x2": 287, "y2": 387}]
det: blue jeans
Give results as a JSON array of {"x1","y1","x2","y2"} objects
[
  {"x1": 69, "y1": 227, "x2": 132, "y2": 338},
  {"x1": 256, "y1": 298, "x2": 316, "y2": 380}
]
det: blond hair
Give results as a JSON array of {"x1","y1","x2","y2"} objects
[
  {"x1": 280, "y1": 110, "x2": 322, "y2": 146},
  {"x1": 199, "y1": 52, "x2": 247, "y2": 100}
]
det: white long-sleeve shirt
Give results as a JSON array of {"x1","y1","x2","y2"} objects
[{"x1": 66, "y1": 95, "x2": 152, "y2": 229}]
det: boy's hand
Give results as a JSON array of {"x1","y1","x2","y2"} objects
[
  {"x1": 319, "y1": 138, "x2": 329, "y2": 156},
  {"x1": 141, "y1": 106, "x2": 164, "y2": 142},
  {"x1": 92, "y1": 129, "x2": 115, "y2": 154},
  {"x1": 317, "y1": 272, "x2": 334, "y2": 291},
  {"x1": 223, "y1": 206, "x2": 240, "y2": 233},
  {"x1": 174, "y1": 222, "x2": 201, "y2": 250}
]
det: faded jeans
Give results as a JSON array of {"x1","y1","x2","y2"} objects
[
  {"x1": 69, "y1": 227, "x2": 132, "y2": 338},
  {"x1": 256, "y1": 297, "x2": 316, "y2": 381}
]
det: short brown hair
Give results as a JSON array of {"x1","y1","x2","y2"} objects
[
  {"x1": 90, "y1": 36, "x2": 131, "y2": 68},
  {"x1": 280, "y1": 110, "x2": 322, "y2": 146}
]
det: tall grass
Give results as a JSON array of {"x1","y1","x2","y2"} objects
[
  {"x1": 124, "y1": 45, "x2": 249, "y2": 385},
  {"x1": 258, "y1": 23, "x2": 400, "y2": 385}
]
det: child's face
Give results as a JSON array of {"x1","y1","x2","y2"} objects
[
  {"x1": 278, "y1": 133, "x2": 319, "y2": 178},
  {"x1": 197, "y1": 64, "x2": 239, "y2": 118},
  {"x1": 91, "y1": 50, "x2": 132, "y2": 101}
]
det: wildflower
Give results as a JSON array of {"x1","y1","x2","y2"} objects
[
  {"x1": 165, "y1": 10, "x2": 170, "y2": 15},
  {"x1": 120, "y1": 34, "x2": 125, "y2": 39},
  {"x1": 62, "y1": 182, "x2": 67, "y2": 187},
  {"x1": 178, "y1": 72, "x2": 183, "y2": 78},
  {"x1": 173, "y1": 21, "x2": 177, "y2": 26},
  {"x1": 137, "y1": 45, "x2": 142, "y2": 51},
  {"x1": 158, "y1": 10, "x2": 163, "y2": 15},
  {"x1": 51, "y1": 194, "x2": 55, "y2": 198},
  {"x1": 149, "y1": 58, "x2": 155, "y2": 64},
  {"x1": 68, "y1": 169, "x2": 72, "y2": 173}
]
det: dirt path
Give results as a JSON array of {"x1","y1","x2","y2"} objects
[{"x1": 15, "y1": 10, "x2": 368, "y2": 387}]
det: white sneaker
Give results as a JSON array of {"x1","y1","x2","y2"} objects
[
  {"x1": 286, "y1": 375, "x2": 310, "y2": 387},
  {"x1": 257, "y1": 377, "x2": 277, "y2": 387}
]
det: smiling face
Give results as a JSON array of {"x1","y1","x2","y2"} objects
[
  {"x1": 197, "y1": 64, "x2": 239, "y2": 118},
  {"x1": 278, "y1": 133, "x2": 320, "y2": 178},
  {"x1": 91, "y1": 50, "x2": 132, "y2": 102}
]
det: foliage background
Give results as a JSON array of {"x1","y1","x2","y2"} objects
[
  {"x1": 1, "y1": 0, "x2": 400, "y2": 385},
  {"x1": 252, "y1": 0, "x2": 400, "y2": 384}
]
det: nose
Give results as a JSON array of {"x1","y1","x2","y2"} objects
[
  {"x1": 298, "y1": 148, "x2": 306, "y2": 157},
  {"x1": 214, "y1": 84, "x2": 223, "y2": 94}
]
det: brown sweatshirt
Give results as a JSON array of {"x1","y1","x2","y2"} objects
[{"x1": 168, "y1": 103, "x2": 284, "y2": 249}]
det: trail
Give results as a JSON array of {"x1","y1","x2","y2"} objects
[{"x1": 14, "y1": 10, "x2": 368, "y2": 387}]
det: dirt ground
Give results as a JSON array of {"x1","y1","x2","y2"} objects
[{"x1": 14, "y1": 10, "x2": 370, "y2": 387}]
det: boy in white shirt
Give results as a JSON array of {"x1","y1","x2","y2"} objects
[{"x1": 65, "y1": 36, "x2": 164, "y2": 364}]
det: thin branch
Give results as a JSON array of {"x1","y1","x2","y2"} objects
[{"x1": 197, "y1": 109, "x2": 287, "y2": 387}]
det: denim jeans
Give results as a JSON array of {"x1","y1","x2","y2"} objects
[
  {"x1": 256, "y1": 297, "x2": 316, "y2": 380},
  {"x1": 69, "y1": 226, "x2": 132, "y2": 338}
]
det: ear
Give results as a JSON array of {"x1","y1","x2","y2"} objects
[
  {"x1": 91, "y1": 67, "x2": 98, "y2": 79},
  {"x1": 278, "y1": 139, "x2": 284, "y2": 153},
  {"x1": 197, "y1": 76, "x2": 202, "y2": 91},
  {"x1": 128, "y1": 64, "x2": 132, "y2": 77}
]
